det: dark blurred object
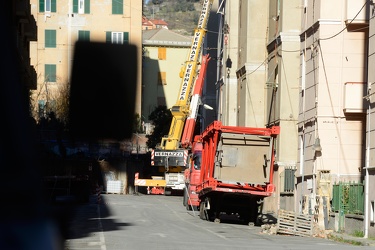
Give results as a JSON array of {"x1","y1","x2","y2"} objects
[
  {"x1": 69, "y1": 41, "x2": 137, "y2": 140},
  {"x1": 0, "y1": 1, "x2": 64, "y2": 249}
]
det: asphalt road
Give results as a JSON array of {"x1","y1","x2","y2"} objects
[{"x1": 64, "y1": 194, "x2": 373, "y2": 250}]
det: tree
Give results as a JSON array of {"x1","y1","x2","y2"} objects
[
  {"x1": 30, "y1": 73, "x2": 70, "y2": 126},
  {"x1": 146, "y1": 105, "x2": 172, "y2": 149}
]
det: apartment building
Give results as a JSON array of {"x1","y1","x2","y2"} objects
[
  {"x1": 220, "y1": 0, "x2": 299, "y2": 215},
  {"x1": 298, "y1": 0, "x2": 372, "y2": 233},
  {"x1": 142, "y1": 28, "x2": 191, "y2": 121},
  {"x1": 266, "y1": 0, "x2": 301, "y2": 213},
  {"x1": 220, "y1": 0, "x2": 374, "y2": 236},
  {"x1": 29, "y1": 0, "x2": 143, "y2": 122}
]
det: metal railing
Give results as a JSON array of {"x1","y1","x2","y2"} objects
[{"x1": 331, "y1": 181, "x2": 364, "y2": 215}]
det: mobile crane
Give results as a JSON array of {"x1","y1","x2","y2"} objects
[{"x1": 148, "y1": 0, "x2": 214, "y2": 195}]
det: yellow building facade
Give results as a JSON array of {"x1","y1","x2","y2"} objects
[{"x1": 29, "y1": 0, "x2": 143, "y2": 121}]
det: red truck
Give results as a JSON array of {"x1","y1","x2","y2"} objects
[{"x1": 184, "y1": 121, "x2": 280, "y2": 225}]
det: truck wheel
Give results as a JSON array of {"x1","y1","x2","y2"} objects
[
  {"x1": 199, "y1": 202, "x2": 206, "y2": 220},
  {"x1": 164, "y1": 188, "x2": 172, "y2": 196}
]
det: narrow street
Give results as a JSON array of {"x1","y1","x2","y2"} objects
[{"x1": 64, "y1": 194, "x2": 371, "y2": 250}]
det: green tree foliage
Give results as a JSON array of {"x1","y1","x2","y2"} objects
[{"x1": 146, "y1": 105, "x2": 172, "y2": 149}]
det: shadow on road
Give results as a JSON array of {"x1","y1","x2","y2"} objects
[{"x1": 62, "y1": 195, "x2": 134, "y2": 240}]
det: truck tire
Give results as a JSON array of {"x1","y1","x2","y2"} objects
[
  {"x1": 199, "y1": 202, "x2": 206, "y2": 220},
  {"x1": 164, "y1": 188, "x2": 172, "y2": 196}
]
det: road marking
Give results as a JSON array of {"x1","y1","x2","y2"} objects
[{"x1": 97, "y1": 205, "x2": 107, "y2": 250}]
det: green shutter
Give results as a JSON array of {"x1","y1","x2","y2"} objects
[
  {"x1": 51, "y1": 0, "x2": 56, "y2": 12},
  {"x1": 78, "y1": 30, "x2": 84, "y2": 40},
  {"x1": 123, "y1": 32, "x2": 129, "y2": 44},
  {"x1": 112, "y1": 0, "x2": 123, "y2": 14},
  {"x1": 73, "y1": 0, "x2": 78, "y2": 13},
  {"x1": 45, "y1": 30, "x2": 56, "y2": 48},
  {"x1": 106, "y1": 32, "x2": 111, "y2": 43},
  {"x1": 45, "y1": 64, "x2": 56, "y2": 82},
  {"x1": 85, "y1": 0, "x2": 90, "y2": 14},
  {"x1": 79, "y1": 30, "x2": 90, "y2": 41},
  {"x1": 39, "y1": 0, "x2": 45, "y2": 12}
]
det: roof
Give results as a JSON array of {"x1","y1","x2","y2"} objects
[
  {"x1": 142, "y1": 16, "x2": 154, "y2": 27},
  {"x1": 149, "y1": 19, "x2": 168, "y2": 26},
  {"x1": 143, "y1": 28, "x2": 192, "y2": 47}
]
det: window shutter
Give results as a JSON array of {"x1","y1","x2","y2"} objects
[
  {"x1": 73, "y1": 0, "x2": 78, "y2": 13},
  {"x1": 52, "y1": 30, "x2": 56, "y2": 47},
  {"x1": 45, "y1": 30, "x2": 56, "y2": 48},
  {"x1": 45, "y1": 64, "x2": 57, "y2": 82},
  {"x1": 112, "y1": 0, "x2": 123, "y2": 14},
  {"x1": 78, "y1": 30, "x2": 90, "y2": 41},
  {"x1": 51, "y1": 0, "x2": 56, "y2": 12},
  {"x1": 85, "y1": 0, "x2": 90, "y2": 14},
  {"x1": 123, "y1": 32, "x2": 129, "y2": 44},
  {"x1": 106, "y1": 32, "x2": 111, "y2": 43},
  {"x1": 158, "y1": 47, "x2": 166, "y2": 60},
  {"x1": 39, "y1": 0, "x2": 45, "y2": 12}
]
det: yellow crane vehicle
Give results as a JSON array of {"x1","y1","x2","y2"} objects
[{"x1": 136, "y1": 0, "x2": 214, "y2": 195}]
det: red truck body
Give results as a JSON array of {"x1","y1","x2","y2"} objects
[
  {"x1": 186, "y1": 121, "x2": 280, "y2": 224},
  {"x1": 183, "y1": 136, "x2": 202, "y2": 209}
]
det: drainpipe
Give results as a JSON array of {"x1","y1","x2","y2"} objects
[{"x1": 364, "y1": 87, "x2": 370, "y2": 239}]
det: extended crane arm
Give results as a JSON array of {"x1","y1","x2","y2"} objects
[
  {"x1": 158, "y1": 0, "x2": 213, "y2": 151},
  {"x1": 180, "y1": 54, "x2": 211, "y2": 148}
]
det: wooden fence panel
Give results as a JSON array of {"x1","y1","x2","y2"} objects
[{"x1": 277, "y1": 210, "x2": 313, "y2": 237}]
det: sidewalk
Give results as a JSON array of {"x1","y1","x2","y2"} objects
[{"x1": 328, "y1": 231, "x2": 375, "y2": 247}]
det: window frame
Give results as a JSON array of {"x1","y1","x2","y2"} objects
[
  {"x1": 106, "y1": 31, "x2": 129, "y2": 44},
  {"x1": 73, "y1": 0, "x2": 90, "y2": 14},
  {"x1": 112, "y1": 32, "x2": 123, "y2": 44},
  {"x1": 39, "y1": 0, "x2": 56, "y2": 13}
]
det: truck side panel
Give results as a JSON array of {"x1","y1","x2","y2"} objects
[{"x1": 215, "y1": 133, "x2": 272, "y2": 184}]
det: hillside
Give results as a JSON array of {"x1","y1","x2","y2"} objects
[{"x1": 143, "y1": 0, "x2": 201, "y2": 36}]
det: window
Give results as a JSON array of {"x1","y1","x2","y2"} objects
[
  {"x1": 282, "y1": 168, "x2": 295, "y2": 193},
  {"x1": 78, "y1": 30, "x2": 90, "y2": 41},
  {"x1": 45, "y1": 30, "x2": 56, "y2": 48},
  {"x1": 158, "y1": 72, "x2": 166, "y2": 85},
  {"x1": 45, "y1": 64, "x2": 56, "y2": 82},
  {"x1": 38, "y1": 100, "x2": 46, "y2": 118},
  {"x1": 112, "y1": 32, "x2": 123, "y2": 44},
  {"x1": 39, "y1": 0, "x2": 56, "y2": 12},
  {"x1": 112, "y1": 0, "x2": 123, "y2": 14},
  {"x1": 106, "y1": 32, "x2": 129, "y2": 44},
  {"x1": 73, "y1": 0, "x2": 90, "y2": 14},
  {"x1": 158, "y1": 47, "x2": 166, "y2": 60}
]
